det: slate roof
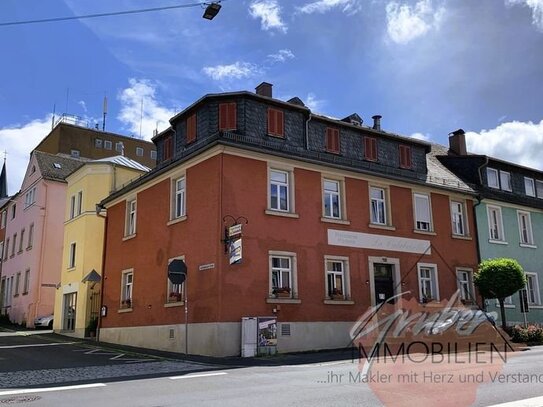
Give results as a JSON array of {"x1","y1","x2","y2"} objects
[
  {"x1": 95, "y1": 155, "x2": 151, "y2": 172},
  {"x1": 34, "y1": 151, "x2": 84, "y2": 182},
  {"x1": 426, "y1": 143, "x2": 475, "y2": 193}
]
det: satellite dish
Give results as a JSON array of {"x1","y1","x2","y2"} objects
[{"x1": 168, "y1": 259, "x2": 187, "y2": 285}]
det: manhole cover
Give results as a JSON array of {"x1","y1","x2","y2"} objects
[{"x1": 0, "y1": 395, "x2": 42, "y2": 404}]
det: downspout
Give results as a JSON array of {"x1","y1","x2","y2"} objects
[
  {"x1": 34, "y1": 181, "x2": 48, "y2": 326},
  {"x1": 474, "y1": 156, "x2": 489, "y2": 310},
  {"x1": 304, "y1": 111, "x2": 312, "y2": 150},
  {"x1": 95, "y1": 202, "x2": 107, "y2": 343}
]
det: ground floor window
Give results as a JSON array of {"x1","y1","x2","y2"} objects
[
  {"x1": 325, "y1": 256, "x2": 350, "y2": 300},
  {"x1": 269, "y1": 251, "x2": 297, "y2": 299},
  {"x1": 417, "y1": 264, "x2": 439, "y2": 302},
  {"x1": 121, "y1": 269, "x2": 133, "y2": 309},
  {"x1": 456, "y1": 268, "x2": 474, "y2": 303},
  {"x1": 526, "y1": 273, "x2": 541, "y2": 305}
]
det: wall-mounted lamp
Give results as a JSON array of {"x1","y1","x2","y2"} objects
[{"x1": 203, "y1": 2, "x2": 221, "y2": 20}]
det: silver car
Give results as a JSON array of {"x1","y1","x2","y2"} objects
[{"x1": 34, "y1": 314, "x2": 54, "y2": 329}]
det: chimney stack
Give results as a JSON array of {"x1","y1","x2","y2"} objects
[
  {"x1": 448, "y1": 129, "x2": 467, "y2": 156},
  {"x1": 372, "y1": 115, "x2": 382, "y2": 131},
  {"x1": 255, "y1": 82, "x2": 273, "y2": 98}
]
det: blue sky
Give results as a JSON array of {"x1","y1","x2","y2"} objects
[{"x1": 1, "y1": 0, "x2": 543, "y2": 194}]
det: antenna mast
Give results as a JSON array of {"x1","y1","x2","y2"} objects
[{"x1": 102, "y1": 95, "x2": 108, "y2": 131}]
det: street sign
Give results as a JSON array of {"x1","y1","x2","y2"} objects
[
  {"x1": 228, "y1": 223, "x2": 242, "y2": 237},
  {"x1": 520, "y1": 289, "x2": 530, "y2": 313},
  {"x1": 168, "y1": 259, "x2": 187, "y2": 285},
  {"x1": 229, "y1": 238, "x2": 242, "y2": 264}
]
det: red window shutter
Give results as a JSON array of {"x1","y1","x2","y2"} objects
[
  {"x1": 276, "y1": 110, "x2": 284, "y2": 137},
  {"x1": 268, "y1": 108, "x2": 276, "y2": 135},
  {"x1": 326, "y1": 128, "x2": 339, "y2": 153},
  {"x1": 364, "y1": 137, "x2": 377, "y2": 161},
  {"x1": 164, "y1": 136, "x2": 173, "y2": 160},
  {"x1": 187, "y1": 114, "x2": 196, "y2": 144},
  {"x1": 268, "y1": 108, "x2": 284, "y2": 137},
  {"x1": 400, "y1": 145, "x2": 412, "y2": 168},
  {"x1": 227, "y1": 102, "x2": 236, "y2": 130},
  {"x1": 219, "y1": 103, "x2": 228, "y2": 130}
]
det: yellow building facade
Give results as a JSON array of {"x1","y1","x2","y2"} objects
[{"x1": 53, "y1": 157, "x2": 148, "y2": 337}]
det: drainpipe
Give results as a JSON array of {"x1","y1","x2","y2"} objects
[
  {"x1": 304, "y1": 112, "x2": 312, "y2": 150},
  {"x1": 34, "y1": 182, "x2": 49, "y2": 327},
  {"x1": 95, "y1": 203, "x2": 107, "y2": 343},
  {"x1": 473, "y1": 156, "x2": 488, "y2": 310}
]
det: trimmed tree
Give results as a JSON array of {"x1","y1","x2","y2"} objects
[{"x1": 474, "y1": 258, "x2": 526, "y2": 329}]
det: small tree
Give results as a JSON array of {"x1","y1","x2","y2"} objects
[{"x1": 474, "y1": 258, "x2": 526, "y2": 329}]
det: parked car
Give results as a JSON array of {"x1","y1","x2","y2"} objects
[{"x1": 34, "y1": 314, "x2": 54, "y2": 329}]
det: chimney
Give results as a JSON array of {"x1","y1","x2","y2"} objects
[
  {"x1": 448, "y1": 129, "x2": 467, "y2": 155},
  {"x1": 372, "y1": 115, "x2": 382, "y2": 131},
  {"x1": 255, "y1": 82, "x2": 273, "y2": 98}
]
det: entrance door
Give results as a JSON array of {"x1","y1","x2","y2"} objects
[
  {"x1": 373, "y1": 263, "x2": 395, "y2": 304},
  {"x1": 63, "y1": 292, "x2": 77, "y2": 331}
]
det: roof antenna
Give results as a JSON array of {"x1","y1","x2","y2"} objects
[
  {"x1": 102, "y1": 95, "x2": 108, "y2": 132},
  {"x1": 139, "y1": 98, "x2": 144, "y2": 139}
]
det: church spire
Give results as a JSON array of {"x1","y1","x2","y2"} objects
[{"x1": 0, "y1": 155, "x2": 7, "y2": 199}]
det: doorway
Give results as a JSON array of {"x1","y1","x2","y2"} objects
[
  {"x1": 373, "y1": 263, "x2": 395, "y2": 305},
  {"x1": 63, "y1": 292, "x2": 77, "y2": 331}
]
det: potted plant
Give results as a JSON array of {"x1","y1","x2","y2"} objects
[
  {"x1": 273, "y1": 287, "x2": 291, "y2": 298},
  {"x1": 169, "y1": 292, "x2": 182, "y2": 302},
  {"x1": 331, "y1": 288, "x2": 344, "y2": 300},
  {"x1": 121, "y1": 298, "x2": 132, "y2": 308},
  {"x1": 86, "y1": 317, "x2": 98, "y2": 338}
]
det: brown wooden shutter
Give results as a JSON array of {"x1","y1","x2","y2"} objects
[
  {"x1": 400, "y1": 145, "x2": 412, "y2": 168},
  {"x1": 227, "y1": 102, "x2": 236, "y2": 130},
  {"x1": 268, "y1": 108, "x2": 275, "y2": 135},
  {"x1": 365, "y1": 137, "x2": 377, "y2": 161},
  {"x1": 326, "y1": 128, "x2": 339, "y2": 153},
  {"x1": 164, "y1": 136, "x2": 173, "y2": 160},
  {"x1": 276, "y1": 110, "x2": 284, "y2": 137},
  {"x1": 219, "y1": 103, "x2": 228, "y2": 130},
  {"x1": 187, "y1": 114, "x2": 196, "y2": 144},
  {"x1": 268, "y1": 108, "x2": 284, "y2": 137}
]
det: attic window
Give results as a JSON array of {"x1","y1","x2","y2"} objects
[{"x1": 53, "y1": 163, "x2": 62, "y2": 169}]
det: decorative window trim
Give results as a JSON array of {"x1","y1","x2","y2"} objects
[
  {"x1": 268, "y1": 251, "x2": 298, "y2": 301},
  {"x1": 517, "y1": 210, "x2": 534, "y2": 246},
  {"x1": 417, "y1": 263, "x2": 440, "y2": 302},
  {"x1": 450, "y1": 199, "x2": 468, "y2": 237},
  {"x1": 268, "y1": 166, "x2": 295, "y2": 214},
  {"x1": 369, "y1": 185, "x2": 391, "y2": 227},
  {"x1": 322, "y1": 177, "x2": 346, "y2": 221},
  {"x1": 324, "y1": 255, "x2": 351, "y2": 301},
  {"x1": 487, "y1": 205, "x2": 505, "y2": 242},
  {"x1": 525, "y1": 272, "x2": 541, "y2": 306}
]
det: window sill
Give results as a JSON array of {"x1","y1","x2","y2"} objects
[
  {"x1": 9, "y1": 255, "x2": 14, "y2": 259},
  {"x1": 488, "y1": 239, "x2": 508, "y2": 245},
  {"x1": 266, "y1": 133, "x2": 285, "y2": 139},
  {"x1": 324, "y1": 299, "x2": 355, "y2": 305},
  {"x1": 413, "y1": 230, "x2": 436, "y2": 236},
  {"x1": 26, "y1": 246, "x2": 32, "y2": 251},
  {"x1": 22, "y1": 292, "x2": 28, "y2": 296},
  {"x1": 164, "y1": 301, "x2": 184, "y2": 308},
  {"x1": 17, "y1": 250, "x2": 23, "y2": 255},
  {"x1": 520, "y1": 243, "x2": 537, "y2": 249},
  {"x1": 167, "y1": 216, "x2": 187, "y2": 226},
  {"x1": 266, "y1": 298, "x2": 301, "y2": 304},
  {"x1": 504, "y1": 304, "x2": 515, "y2": 308},
  {"x1": 122, "y1": 234, "x2": 136, "y2": 241},
  {"x1": 265, "y1": 210, "x2": 299, "y2": 219},
  {"x1": 452, "y1": 234, "x2": 472, "y2": 240},
  {"x1": 421, "y1": 301, "x2": 442, "y2": 308},
  {"x1": 67, "y1": 267, "x2": 75, "y2": 271},
  {"x1": 368, "y1": 223, "x2": 396, "y2": 231},
  {"x1": 14, "y1": 294, "x2": 19, "y2": 298},
  {"x1": 529, "y1": 305, "x2": 543, "y2": 309},
  {"x1": 320, "y1": 217, "x2": 350, "y2": 225},
  {"x1": 118, "y1": 308, "x2": 133, "y2": 313}
]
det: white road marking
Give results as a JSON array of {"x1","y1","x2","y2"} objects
[
  {"x1": 487, "y1": 396, "x2": 543, "y2": 407},
  {"x1": 0, "y1": 330, "x2": 53, "y2": 337},
  {"x1": 169, "y1": 372, "x2": 227, "y2": 380},
  {"x1": 0, "y1": 342, "x2": 77, "y2": 349},
  {"x1": 0, "y1": 383, "x2": 106, "y2": 397}
]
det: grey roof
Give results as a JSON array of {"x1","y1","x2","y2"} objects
[
  {"x1": 426, "y1": 143, "x2": 475, "y2": 192},
  {"x1": 94, "y1": 155, "x2": 150, "y2": 172},
  {"x1": 34, "y1": 151, "x2": 84, "y2": 182}
]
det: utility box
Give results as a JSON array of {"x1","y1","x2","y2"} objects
[{"x1": 241, "y1": 317, "x2": 258, "y2": 357}]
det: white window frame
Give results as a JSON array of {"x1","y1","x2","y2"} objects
[
  {"x1": 413, "y1": 193, "x2": 432, "y2": 232},
  {"x1": 136, "y1": 147, "x2": 144, "y2": 157},
  {"x1": 27, "y1": 223, "x2": 34, "y2": 249},
  {"x1": 323, "y1": 179, "x2": 342, "y2": 219},
  {"x1": 487, "y1": 168, "x2": 499, "y2": 189},
  {"x1": 525, "y1": 273, "x2": 541, "y2": 305},
  {"x1": 269, "y1": 168, "x2": 291, "y2": 212},
  {"x1": 104, "y1": 140, "x2": 112, "y2": 150},
  {"x1": 18, "y1": 229, "x2": 24, "y2": 253},
  {"x1": 69, "y1": 195, "x2": 76, "y2": 219},
  {"x1": 499, "y1": 171, "x2": 512, "y2": 192},
  {"x1": 525, "y1": 177, "x2": 536, "y2": 197},
  {"x1": 24, "y1": 187, "x2": 36, "y2": 208},
  {"x1": 121, "y1": 269, "x2": 134, "y2": 308},
  {"x1": 167, "y1": 256, "x2": 185, "y2": 304},
  {"x1": 0, "y1": 211, "x2": 5, "y2": 229},
  {"x1": 324, "y1": 255, "x2": 350, "y2": 300},
  {"x1": 517, "y1": 210, "x2": 535, "y2": 246},
  {"x1": 370, "y1": 186, "x2": 388, "y2": 226},
  {"x1": 456, "y1": 268, "x2": 475, "y2": 302},
  {"x1": 487, "y1": 205, "x2": 505, "y2": 242},
  {"x1": 95, "y1": 138, "x2": 103, "y2": 148},
  {"x1": 268, "y1": 251, "x2": 298, "y2": 299},
  {"x1": 68, "y1": 242, "x2": 76, "y2": 268},
  {"x1": 14, "y1": 272, "x2": 20, "y2": 296},
  {"x1": 150, "y1": 150, "x2": 157, "y2": 160},
  {"x1": 77, "y1": 191, "x2": 83, "y2": 216},
  {"x1": 417, "y1": 263, "x2": 440, "y2": 302},
  {"x1": 115, "y1": 142, "x2": 124, "y2": 153},
  {"x1": 71, "y1": 149, "x2": 80, "y2": 158},
  {"x1": 173, "y1": 177, "x2": 186, "y2": 219},
  {"x1": 23, "y1": 269, "x2": 30, "y2": 294},
  {"x1": 450, "y1": 200, "x2": 467, "y2": 236},
  {"x1": 126, "y1": 199, "x2": 137, "y2": 236}
]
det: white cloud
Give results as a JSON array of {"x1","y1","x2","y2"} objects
[
  {"x1": 249, "y1": 0, "x2": 288, "y2": 33},
  {"x1": 506, "y1": 0, "x2": 543, "y2": 30},
  {"x1": 305, "y1": 93, "x2": 326, "y2": 112},
  {"x1": 411, "y1": 132, "x2": 431, "y2": 141},
  {"x1": 297, "y1": 0, "x2": 362, "y2": 15},
  {"x1": 0, "y1": 117, "x2": 53, "y2": 195},
  {"x1": 117, "y1": 78, "x2": 174, "y2": 140},
  {"x1": 267, "y1": 49, "x2": 295, "y2": 63},
  {"x1": 203, "y1": 62, "x2": 261, "y2": 81},
  {"x1": 385, "y1": 0, "x2": 445, "y2": 44},
  {"x1": 466, "y1": 120, "x2": 543, "y2": 170}
]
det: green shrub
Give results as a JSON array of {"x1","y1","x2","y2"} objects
[{"x1": 508, "y1": 324, "x2": 543, "y2": 344}]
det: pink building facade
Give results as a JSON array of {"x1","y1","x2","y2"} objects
[{"x1": 0, "y1": 151, "x2": 81, "y2": 326}]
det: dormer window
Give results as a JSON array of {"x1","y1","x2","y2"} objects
[
  {"x1": 399, "y1": 145, "x2": 412, "y2": 169},
  {"x1": 525, "y1": 177, "x2": 536, "y2": 197},
  {"x1": 486, "y1": 168, "x2": 499, "y2": 188},
  {"x1": 364, "y1": 137, "x2": 377, "y2": 161},
  {"x1": 326, "y1": 128, "x2": 340, "y2": 154},
  {"x1": 163, "y1": 136, "x2": 173, "y2": 161},
  {"x1": 267, "y1": 108, "x2": 284, "y2": 138},
  {"x1": 186, "y1": 114, "x2": 197, "y2": 144},
  {"x1": 499, "y1": 171, "x2": 512, "y2": 191},
  {"x1": 219, "y1": 102, "x2": 236, "y2": 131}
]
